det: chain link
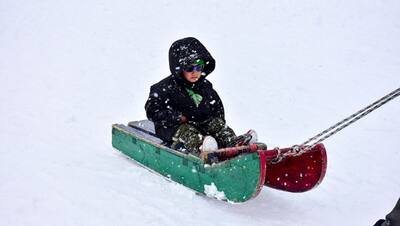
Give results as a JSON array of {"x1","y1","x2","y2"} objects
[{"x1": 271, "y1": 145, "x2": 305, "y2": 164}]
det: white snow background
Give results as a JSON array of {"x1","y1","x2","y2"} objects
[{"x1": 1, "y1": 1, "x2": 399, "y2": 225}]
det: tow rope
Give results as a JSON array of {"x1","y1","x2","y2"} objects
[
  {"x1": 272, "y1": 87, "x2": 400, "y2": 163},
  {"x1": 301, "y1": 87, "x2": 400, "y2": 149}
]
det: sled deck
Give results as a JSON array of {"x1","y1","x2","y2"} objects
[{"x1": 111, "y1": 120, "x2": 327, "y2": 202}]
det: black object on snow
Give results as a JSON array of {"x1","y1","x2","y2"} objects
[{"x1": 374, "y1": 198, "x2": 400, "y2": 226}]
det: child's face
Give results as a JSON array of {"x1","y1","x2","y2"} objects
[{"x1": 182, "y1": 68, "x2": 202, "y2": 83}]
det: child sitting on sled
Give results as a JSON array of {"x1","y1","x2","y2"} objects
[{"x1": 145, "y1": 37, "x2": 256, "y2": 156}]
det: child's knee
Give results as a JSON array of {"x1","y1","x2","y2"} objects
[
  {"x1": 202, "y1": 117, "x2": 226, "y2": 134},
  {"x1": 172, "y1": 124, "x2": 203, "y2": 154}
]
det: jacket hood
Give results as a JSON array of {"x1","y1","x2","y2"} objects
[{"x1": 169, "y1": 37, "x2": 216, "y2": 78}]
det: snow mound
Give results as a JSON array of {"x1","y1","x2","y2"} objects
[{"x1": 204, "y1": 183, "x2": 227, "y2": 201}]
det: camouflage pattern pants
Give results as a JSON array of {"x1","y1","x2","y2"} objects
[{"x1": 171, "y1": 117, "x2": 236, "y2": 155}]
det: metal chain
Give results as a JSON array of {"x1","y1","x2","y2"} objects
[
  {"x1": 271, "y1": 145, "x2": 303, "y2": 164},
  {"x1": 272, "y1": 87, "x2": 400, "y2": 164}
]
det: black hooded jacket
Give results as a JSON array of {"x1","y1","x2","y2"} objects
[{"x1": 145, "y1": 37, "x2": 224, "y2": 142}]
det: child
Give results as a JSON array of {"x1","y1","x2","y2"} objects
[{"x1": 145, "y1": 37, "x2": 255, "y2": 155}]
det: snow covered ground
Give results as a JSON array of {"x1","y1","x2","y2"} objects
[{"x1": 1, "y1": 1, "x2": 399, "y2": 225}]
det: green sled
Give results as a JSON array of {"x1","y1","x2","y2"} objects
[{"x1": 112, "y1": 123, "x2": 267, "y2": 203}]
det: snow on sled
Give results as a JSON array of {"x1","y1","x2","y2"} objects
[{"x1": 111, "y1": 120, "x2": 327, "y2": 202}]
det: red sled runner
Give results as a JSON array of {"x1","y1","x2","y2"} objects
[{"x1": 264, "y1": 144, "x2": 327, "y2": 192}]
